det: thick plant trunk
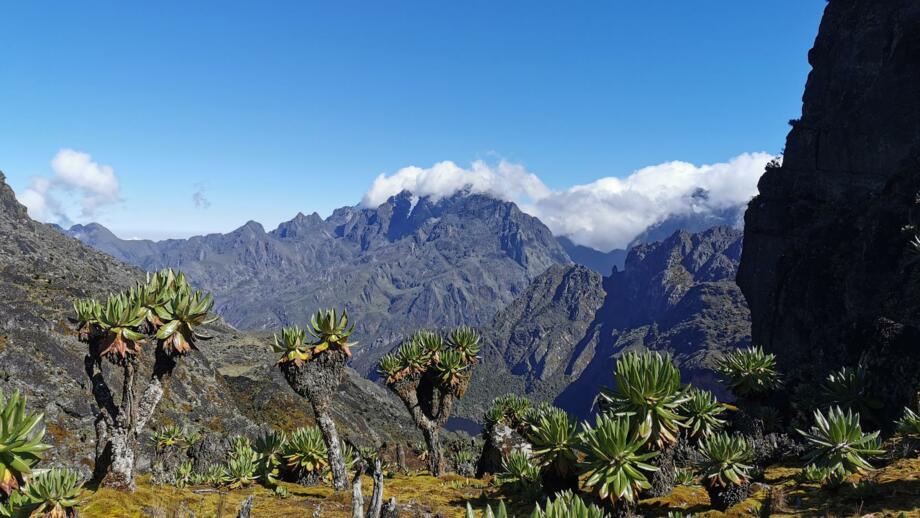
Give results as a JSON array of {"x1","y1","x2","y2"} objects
[
  {"x1": 86, "y1": 351, "x2": 177, "y2": 490},
  {"x1": 280, "y1": 352, "x2": 349, "y2": 491},
  {"x1": 351, "y1": 463, "x2": 364, "y2": 518},
  {"x1": 647, "y1": 443, "x2": 677, "y2": 497},
  {"x1": 422, "y1": 426, "x2": 443, "y2": 477},
  {"x1": 315, "y1": 401, "x2": 349, "y2": 491},
  {"x1": 366, "y1": 458, "x2": 384, "y2": 518},
  {"x1": 382, "y1": 498, "x2": 398, "y2": 518},
  {"x1": 395, "y1": 443, "x2": 407, "y2": 474},
  {"x1": 98, "y1": 425, "x2": 136, "y2": 490}
]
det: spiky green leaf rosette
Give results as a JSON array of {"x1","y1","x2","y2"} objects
[
  {"x1": 715, "y1": 346, "x2": 781, "y2": 398},
  {"x1": 0, "y1": 391, "x2": 51, "y2": 496},
  {"x1": 598, "y1": 351, "x2": 688, "y2": 449},
  {"x1": 577, "y1": 414, "x2": 658, "y2": 505},
  {"x1": 797, "y1": 406, "x2": 884, "y2": 476}
]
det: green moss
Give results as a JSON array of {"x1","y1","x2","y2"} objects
[{"x1": 77, "y1": 457, "x2": 920, "y2": 517}]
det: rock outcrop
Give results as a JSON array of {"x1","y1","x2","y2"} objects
[{"x1": 738, "y1": 0, "x2": 920, "y2": 425}]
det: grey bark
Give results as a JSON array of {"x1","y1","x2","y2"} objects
[
  {"x1": 236, "y1": 495, "x2": 254, "y2": 518},
  {"x1": 280, "y1": 350, "x2": 350, "y2": 491},
  {"x1": 390, "y1": 374, "x2": 464, "y2": 477},
  {"x1": 85, "y1": 346, "x2": 180, "y2": 490},
  {"x1": 366, "y1": 458, "x2": 383, "y2": 518},
  {"x1": 382, "y1": 498, "x2": 398, "y2": 518},
  {"x1": 395, "y1": 443, "x2": 407, "y2": 474},
  {"x1": 421, "y1": 426, "x2": 443, "y2": 477},
  {"x1": 351, "y1": 462, "x2": 365, "y2": 518}
]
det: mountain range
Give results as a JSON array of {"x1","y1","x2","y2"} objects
[
  {"x1": 64, "y1": 191, "x2": 570, "y2": 374},
  {"x1": 56, "y1": 186, "x2": 752, "y2": 429},
  {"x1": 62, "y1": 191, "x2": 748, "y2": 378}
]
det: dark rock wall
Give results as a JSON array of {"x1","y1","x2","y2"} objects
[{"x1": 738, "y1": 0, "x2": 920, "y2": 424}]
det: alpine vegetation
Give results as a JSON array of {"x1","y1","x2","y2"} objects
[
  {"x1": 378, "y1": 327, "x2": 481, "y2": 476},
  {"x1": 71, "y1": 269, "x2": 216, "y2": 490},
  {"x1": 272, "y1": 308, "x2": 358, "y2": 491}
]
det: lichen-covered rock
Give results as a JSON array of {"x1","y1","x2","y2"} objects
[
  {"x1": 475, "y1": 423, "x2": 531, "y2": 477},
  {"x1": 738, "y1": 0, "x2": 920, "y2": 427},
  {"x1": 706, "y1": 482, "x2": 749, "y2": 511},
  {"x1": 187, "y1": 433, "x2": 230, "y2": 473}
]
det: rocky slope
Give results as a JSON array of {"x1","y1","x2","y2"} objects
[
  {"x1": 461, "y1": 226, "x2": 751, "y2": 420},
  {"x1": 0, "y1": 172, "x2": 421, "y2": 473},
  {"x1": 65, "y1": 191, "x2": 570, "y2": 374},
  {"x1": 738, "y1": 0, "x2": 920, "y2": 426}
]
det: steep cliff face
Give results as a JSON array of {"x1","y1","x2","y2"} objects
[
  {"x1": 66, "y1": 191, "x2": 571, "y2": 374},
  {"x1": 738, "y1": 0, "x2": 920, "y2": 424},
  {"x1": 462, "y1": 227, "x2": 750, "y2": 420}
]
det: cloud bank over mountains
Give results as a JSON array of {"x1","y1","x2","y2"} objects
[
  {"x1": 17, "y1": 148, "x2": 773, "y2": 251},
  {"x1": 363, "y1": 152, "x2": 774, "y2": 251}
]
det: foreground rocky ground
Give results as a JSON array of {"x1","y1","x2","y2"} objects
[{"x1": 78, "y1": 457, "x2": 920, "y2": 517}]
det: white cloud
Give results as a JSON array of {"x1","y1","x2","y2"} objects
[
  {"x1": 362, "y1": 160, "x2": 551, "y2": 208},
  {"x1": 192, "y1": 183, "x2": 211, "y2": 209},
  {"x1": 362, "y1": 152, "x2": 774, "y2": 251},
  {"x1": 19, "y1": 149, "x2": 122, "y2": 225}
]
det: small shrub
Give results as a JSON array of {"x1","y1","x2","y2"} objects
[
  {"x1": 202, "y1": 464, "x2": 229, "y2": 487},
  {"x1": 696, "y1": 432, "x2": 754, "y2": 510},
  {"x1": 716, "y1": 346, "x2": 781, "y2": 398},
  {"x1": 0, "y1": 390, "x2": 50, "y2": 496},
  {"x1": 282, "y1": 426, "x2": 328, "y2": 481},
  {"x1": 795, "y1": 464, "x2": 831, "y2": 485},
  {"x1": 797, "y1": 407, "x2": 884, "y2": 476},
  {"x1": 451, "y1": 449, "x2": 476, "y2": 477},
  {"x1": 578, "y1": 414, "x2": 658, "y2": 508},
  {"x1": 530, "y1": 490, "x2": 608, "y2": 518},
  {"x1": 496, "y1": 451, "x2": 541, "y2": 501},
  {"x1": 152, "y1": 424, "x2": 186, "y2": 451},
  {"x1": 528, "y1": 406, "x2": 579, "y2": 491},
  {"x1": 17, "y1": 468, "x2": 83, "y2": 518},
  {"x1": 896, "y1": 404, "x2": 920, "y2": 453},
  {"x1": 597, "y1": 351, "x2": 688, "y2": 450},
  {"x1": 820, "y1": 365, "x2": 881, "y2": 424},
  {"x1": 174, "y1": 459, "x2": 194, "y2": 488},
  {"x1": 681, "y1": 387, "x2": 727, "y2": 440},
  {"x1": 486, "y1": 394, "x2": 533, "y2": 433},
  {"x1": 674, "y1": 467, "x2": 696, "y2": 485},
  {"x1": 226, "y1": 441, "x2": 259, "y2": 489}
]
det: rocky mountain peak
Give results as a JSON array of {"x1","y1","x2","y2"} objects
[{"x1": 0, "y1": 171, "x2": 31, "y2": 223}]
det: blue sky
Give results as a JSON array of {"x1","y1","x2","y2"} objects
[{"x1": 0, "y1": 1, "x2": 826, "y2": 243}]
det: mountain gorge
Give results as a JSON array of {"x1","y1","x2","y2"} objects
[{"x1": 461, "y1": 226, "x2": 751, "y2": 420}]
